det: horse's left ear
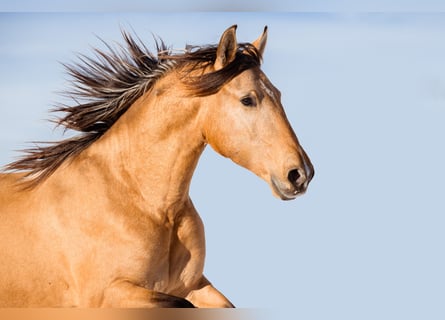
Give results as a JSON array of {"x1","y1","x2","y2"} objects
[
  {"x1": 215, "y1": 25, "x2": 238, "y2": 70},
  {"x1": 252, "y1": 26, "x2": 268, "y2": 58}
]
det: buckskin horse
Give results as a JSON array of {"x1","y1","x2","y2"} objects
[{"x1": 0, "y1": 25, "x2": 314, "y2": 307}]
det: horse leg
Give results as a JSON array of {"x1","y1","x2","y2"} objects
[
  {"x1": 186, "y1": 276, "x2": 234, "y2": 308},
  {"x1": 101, "y1": 280, "x2": 194, "y2": 308}
]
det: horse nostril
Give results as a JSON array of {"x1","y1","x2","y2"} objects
[{"x1": 287, "y1": 169, "x2": 301, "y2": 186}]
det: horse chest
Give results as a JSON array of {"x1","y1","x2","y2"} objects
[
  {"x1": 109, "y1": 211, "x2": 205, "y2": 295},
  {"x1": 154, "y1": 211, "x2": 206, "y2": 294}
]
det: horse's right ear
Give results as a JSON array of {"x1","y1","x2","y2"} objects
[{"x1": 214, "y1": 25, "x2": 238, "y2": 70}]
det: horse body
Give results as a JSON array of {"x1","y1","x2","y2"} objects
[
  {"x1": 0, "y1": 25, "x2": 313, "y2": 307},
  {"x1": 0, "y1": 72, "x2": 215, "y2": 307}
]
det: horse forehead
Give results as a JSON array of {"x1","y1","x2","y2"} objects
[
  {"x1": 258, "y1": 75, "x2": 279, "y2": 103},
  {"x1": 230, "y1": 69, "x2": 280, "y2": 104}
]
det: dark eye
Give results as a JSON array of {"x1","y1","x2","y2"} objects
[{"x1": 240, "y1": 96, "x2": 256, "y2": 107}]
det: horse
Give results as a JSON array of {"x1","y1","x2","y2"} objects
[{"x1": 0, "y1": 25, "x2": 314, "y2": 308}]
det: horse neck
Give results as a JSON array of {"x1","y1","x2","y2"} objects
[{"x1": 79, "y1": 78, "x2": 206, "y2": 219}]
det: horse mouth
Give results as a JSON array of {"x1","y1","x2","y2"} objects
[{"x1": 270, "y1": 177, "x2": 305, "y2": 201}]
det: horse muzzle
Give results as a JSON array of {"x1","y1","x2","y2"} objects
[{"x1": 270, "y1": 161, "x2": 314, "y2": 201}]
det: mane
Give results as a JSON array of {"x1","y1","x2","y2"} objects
[{"x1": 4, "y1": 30, "x2": 261, "y2": 188}]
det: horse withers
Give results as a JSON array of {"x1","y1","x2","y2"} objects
[{"x1": 0, "y1": 25, "x2": 314, "y2": 307}]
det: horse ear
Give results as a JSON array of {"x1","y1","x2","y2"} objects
[
  {"x1": 252, "y1": 26, "x2": 268, "y2": 58},
  {"x1": 214, "y1": 25, "x2": 238, "y2": 70}
]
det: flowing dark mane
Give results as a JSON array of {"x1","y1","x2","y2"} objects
[{"x1": 4, "y1": 30, "x2": 261, "y2": 187}]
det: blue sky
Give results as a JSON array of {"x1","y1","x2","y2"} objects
[
  {"x1": 1, "y1": 0, "x2": 445, "y2": 12},
  {"x1": 1, "y1": 9, "x2": 445, "y2": 320}
]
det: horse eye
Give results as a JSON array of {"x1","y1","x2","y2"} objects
[{"x1": 240, "y1": 96, "x2": 256, "y2": 107}]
